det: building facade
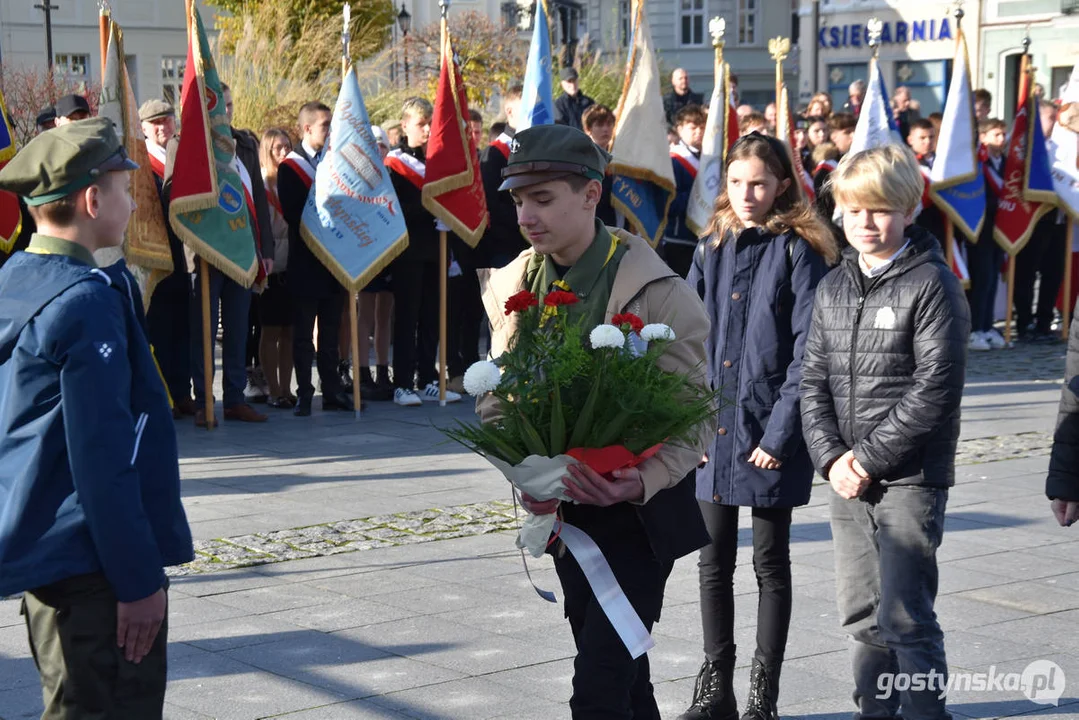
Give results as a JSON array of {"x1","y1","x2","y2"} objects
[
  {"x1": 0, "y1": 1, "x2": 220, "y2": 106},
  {"x1": 398, "y1": 0, "x2": 797, "y2": 110},
  {"x1": 797, "y1": 0, "x2": 1076, "y2": 119}
]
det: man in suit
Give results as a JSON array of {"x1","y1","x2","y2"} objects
[{"x1": 278, "y1": 102, "x2": 356, "y2": 416}]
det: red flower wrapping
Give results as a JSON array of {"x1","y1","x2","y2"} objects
[
  {"x1": 544, "y1": 290, "x2": 579, "y2": 307},
  {"x1": 611, "y1": 312, "x2": 644, "y2": 334},
  {"x1": 504, "y1": 290, "x2": 539, "y2": 315},
  {"x1": 566, "y1": 443, "x2": 663, "y2": 477}
]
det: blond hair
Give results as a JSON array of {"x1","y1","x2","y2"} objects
[
  {"x1": 827, "y1": 145, "x2": 924, "y2": 215},
  {"x1": 259, "y1": 127, "x2": 292, "y2": 184}
]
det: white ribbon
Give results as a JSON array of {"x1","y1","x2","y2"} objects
[{"x1": 558, "y1": 520, "x2": 656, "y2": 659}]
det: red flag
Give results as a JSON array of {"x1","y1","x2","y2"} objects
[
  {"x1": 421, "y1": 35, "x2": 489, "y2": 247},
  {"x1": 778, "y1": 85, "x2": 814, "y2": 202},
  {"x1": 994, "y1": 55, "x2": 1055, "y2": 255},
  {"x1": 0, "y1": 86, "x2": 22, "y2": 255}
]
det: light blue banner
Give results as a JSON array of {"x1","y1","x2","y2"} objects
[{"x1": 519, "y1": 0, "x2": 554, "y2": 130}]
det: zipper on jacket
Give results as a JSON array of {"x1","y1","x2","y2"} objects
[
  {"x1": 131, "y1": 412, "x2": 149, "y2": 466},
  {"x1": 849, "y1": 294, "x2": 865, "y2": 442}
]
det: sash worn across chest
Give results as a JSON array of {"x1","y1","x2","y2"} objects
[
  {"x1": 490, "y1": 132, "x2": 513, "y2": 161},
  {"x1": 385, "y1": 148, "x2": 426, "y2": 189},
  {"x1": 670, "y1": 143, "x2": 700, "y2": 179},
  {"x1": 281, "y1": 151, "x2": 316, "y2": 191},
  {"x1": 145, "y1": 141, "x2": 167, "y2": 179}
]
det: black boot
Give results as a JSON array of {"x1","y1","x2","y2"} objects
[
  {"x1": 740, "y1": 658, "x2": 780, "y2": 720},
  {"x1": 338, "y1": 360, "x2": 352, "y2": 390},
  {"x1": 678, "y1": 657, "x2": 739, "y2": 720},
  {"x1": 369, "y1": 364, "x2": 394, "y2": 402}
]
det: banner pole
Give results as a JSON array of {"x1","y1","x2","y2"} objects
[
  {"x1": 350, "y1": 292, "x2": 362, "y2": 418},
  {"x1": 98, "y1": 7, "x2": 109, "y2": 76},
  {"x1": 200, "y1": 258, "x2": 215, "y2": 429},
  {"x1": 1005, "y1": 256, "x2": 1016, "y2": 346},
  {"x1": 439, "y1": 230, "x2": 448, "y2": 407},
  {"x1": 1065, "y1": 217, "x2": 1075, "y2": 341}
]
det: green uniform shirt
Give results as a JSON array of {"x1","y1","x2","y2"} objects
[
  {"x1": 25, "y1": 233, "x2": 98, "y2": 268},
  {"x1": 525, "y1": 219, "x2": 627, "y2": 331}
]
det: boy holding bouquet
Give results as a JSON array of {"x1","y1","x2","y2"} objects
[
  {"x1": 800, "y1": 146, "x2": 969, "y2": 720},
  {"x1": 478, "y1": 124, "x2": 714, "y2": 719}
]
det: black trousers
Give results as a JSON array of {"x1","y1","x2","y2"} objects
[
  {"x1": 146, "y1": 277, "x2": 191, "y2": 403},
  {"x1": 447, "y1": 268, "x2": 483, "y2": 378},
  {"x1": 554, "y1": 503, "x2": 673, "y2": 720},
  {"x1": 392, "y1": 260, "x2": 439, "y2": 389},
  {"x1": 698, "y1": 502, "x2": 793, "y2": 666},
  {"x1": 246, "y1": 292, "x2": 262, "y2": 369},
  {"x1": 965, "y1": 238, "x2": 1003, "y2": 333},
  {"x1": 292, "y1": 292, "x2": 345, "y2": 399},
  {"x1": 1014, "y1": 215, "x2": 1066, "y2": 335}
]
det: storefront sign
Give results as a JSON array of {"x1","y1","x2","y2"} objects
[{"x1": 819, "y1": 18, "x2": 952, "y2": 49}]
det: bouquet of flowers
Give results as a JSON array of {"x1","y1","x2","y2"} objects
[{"x1": 445, "y1": 288, "x2": 718, "y2": 556}]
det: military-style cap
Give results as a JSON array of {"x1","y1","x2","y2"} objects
[
  {"x1": 54, "y1": 94, "x2": 91, "y2": 119},
  {"x1": 559, "y1": 67, "x2": 578, "y2": 82},
  {"x1": 0, "y1": 117, "x2": 139, "y2": 206},
  {"x1": 499, "y1": 124, "x2": 609, "y2": 191},
  {"x1": 138, "y1": 98, "x2": 175, "y2": 122},
  {"x1": 35, "y1": 106, "x2": 56, "y2": 127}
]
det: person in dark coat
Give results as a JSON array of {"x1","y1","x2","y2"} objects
[
  {"x1": 479, "y1": 85, "x2": 528, "y2": 269},
  {"x1": 554, "y1": 67, "x2": 595, "y2": 130},
  {"x1": 680, "y1": 134, "x2": 838, "y2": 720},
  {"x1": 800, "y1": 146, "x2": 969, "y2": 720},
  {"x1": 0, "y1": 117, "x2": 193, "y2": 718},
  {"x1": 1048, "y1": 310, "x2": 1079, "y2": 526},
  {"x1": 664, "y1": 68, "x2": 705, "y2": 126}
]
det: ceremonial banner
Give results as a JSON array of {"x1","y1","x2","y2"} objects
[
  {"x1": 300, "y1": 67, "x2": 408, "y2": 292},
  {"x1": 849, "y1": 57, "x2": 903, "y2": 155},
  {"x1": 0, "y1": 86, "x2": 21, "y2": 255},
  {"x1": 422, "y1": 35, "x2": 488, "y2": 246},
  {"x1": 1050, "y1": 65, "x2": 1079, "y2": 219},
  {"x1": 518, "y1": 0, "x2": 555, "y2": 131},
  {"x1": 96, "y1": 16, "x2": 173, "y2": 303},
  {"x1": 686, "y1": 61, "x2": 737, "y2": 237},
  {"x1": 994, "y1": 55, "x2": 1057, "y2": 255},
  {"x1": 776, "y1": 84, "x2": 814, "y2": 201},
  {"x1": 168, "y1": 4, "x2": 259, "y2": 288},
  {"x1": 609, "y1": 0, "x2": 675, "y2": 247},
  {"x1": 929, "y1": 26, "x2": 986, "y2": 242}
]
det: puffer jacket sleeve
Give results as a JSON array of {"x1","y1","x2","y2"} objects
[
  {"x1": 799, "y1": 279, "x2": 849, "y2": 475},
  {"x1": 758, "y1": 239, "x2": 829, "y2": 461},
  {"x1": 852, "y1": 267, "x2": 969, "y2": 479},
  {"x1": 1048, "y1": 311, "x2": 1079, "y2": 500},
  {"x1": 634, "y1": 278, "x2": 716, "y2": 504}
]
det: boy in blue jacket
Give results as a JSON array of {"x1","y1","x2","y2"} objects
[{"x1": 0, "y1": 117, "x2": 193, "y2": 717}]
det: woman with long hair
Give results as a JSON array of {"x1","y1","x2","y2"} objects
[
  {"x1": 679, "y1": 133, "x2": 838, "y2": 720},
  {"x1": 258, "y1": 128, "x2": 295, "y2": 408},
  {"x1": 805, "y1": 92, "x2": 833, "y2": 119}
]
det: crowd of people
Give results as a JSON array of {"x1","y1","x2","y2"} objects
[{"x1": 2, "y1": 60, "x2": 1079, "y2": 720}]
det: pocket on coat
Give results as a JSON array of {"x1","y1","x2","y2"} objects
[{"x1": 749, "y1": 373, "x2": 787, "y2": 411}]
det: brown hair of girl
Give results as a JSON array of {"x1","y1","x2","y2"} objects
[
  {"x1": 705, "y1": 132, "x2": 839, "y2": 264},
  {"x1": 259, "y1": 127, "x2": 292, "y2": 184}
]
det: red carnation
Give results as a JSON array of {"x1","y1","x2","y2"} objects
[
  {"x1": 504, "y1": 290, "x2": 539, "y2": 315},
  {"x1": 544, "y1": 290, "x2": 579, "y2": 307},
  {"x1": 611, "y1": 312, "x2": 644, "y2": 334}
]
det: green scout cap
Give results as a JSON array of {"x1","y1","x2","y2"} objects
[
  {"x1": 499, "y1": 124, "x2": 610, "y2": 191},
  {"x1": 138, "y1": 98, "x2": 175, "y2": 122},
  {"x1": 0, "y1": 117, "x2": 138, "y2": 206}
]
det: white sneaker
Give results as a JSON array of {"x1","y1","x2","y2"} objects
[
  {"x1": 984, "y1": 328, "x2": 1007, "y2": 349},
  {"x1": 421, "y1": 382, "x2": 462, "y2": 403},
  {"x1": 968, "y1": 331, "x2": 991, "y2": 351},
  {"x1": 394, "y1": 388, "x2": 423, "y2": 407}
]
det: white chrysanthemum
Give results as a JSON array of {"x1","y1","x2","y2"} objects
[
  {"x1": 589, "y1": 324, "x2": 626, "y2": 349},
  {"x1": 640, "y1": 323, "x2": 676, "y2": 342},
  {"x1": 462, "y1": 361, "x2": 502, "y2": 395}
]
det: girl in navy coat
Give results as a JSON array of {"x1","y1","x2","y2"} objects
[{"x1": 680, "y1": 133, "x2": 837, "y2": 720}]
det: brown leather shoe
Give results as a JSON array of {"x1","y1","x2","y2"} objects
[
  {"x1": 194, "y1": 409, "x2": 217, "y2": 428},
  {"x1": 175, "y1": 397, "x2": 198, "y2": 416},
  {"x1": 224, "y1": 403, "x2": 268, "y2": 423}
]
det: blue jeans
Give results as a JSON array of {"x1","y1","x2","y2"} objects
[
  {"x1": 830, "y1": 486, "x2": 951, "y2": 720},
  {"x1": 190, "y1": 266, "x2": 252, "y2": 408}
]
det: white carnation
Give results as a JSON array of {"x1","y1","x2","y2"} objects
[
  {"x1": 462, "y1": 361, "x2": 502, "y2": 395},
  {"x1": 640, "y1": 323, "x2": 675, "y2": 342},
  {"x1": 589, "y1": 324, "x2": 626, "y2": 349}
]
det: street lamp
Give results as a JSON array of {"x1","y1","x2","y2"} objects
[
  {"x1": 397, "y1": 4, "x2": 412, "y2": 86},
  {"x1": 34, "y1": 1, "x2": 59, "y2": 71}
]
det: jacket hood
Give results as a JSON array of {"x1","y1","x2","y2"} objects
[
  {"x1": 0, "y1": 254, "x2": 95, "y2": 363},
  {"x1": 840, "y1": 224, "x2": 945, "y2": 281}
]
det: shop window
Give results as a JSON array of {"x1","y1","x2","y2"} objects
[
  {"x1": 827, "y1": 62, "x2": 868, "y2": 111},
  {"x1": 895, "y1": 60, "x2": 950, "y2": 116}
]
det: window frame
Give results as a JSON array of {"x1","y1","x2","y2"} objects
[
  {"x1": 677, "y1": 0, "x2": 707, "y2": 48},
  {"x1": 161, "y1": 55, "x2": 186, "y2": 107}
]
